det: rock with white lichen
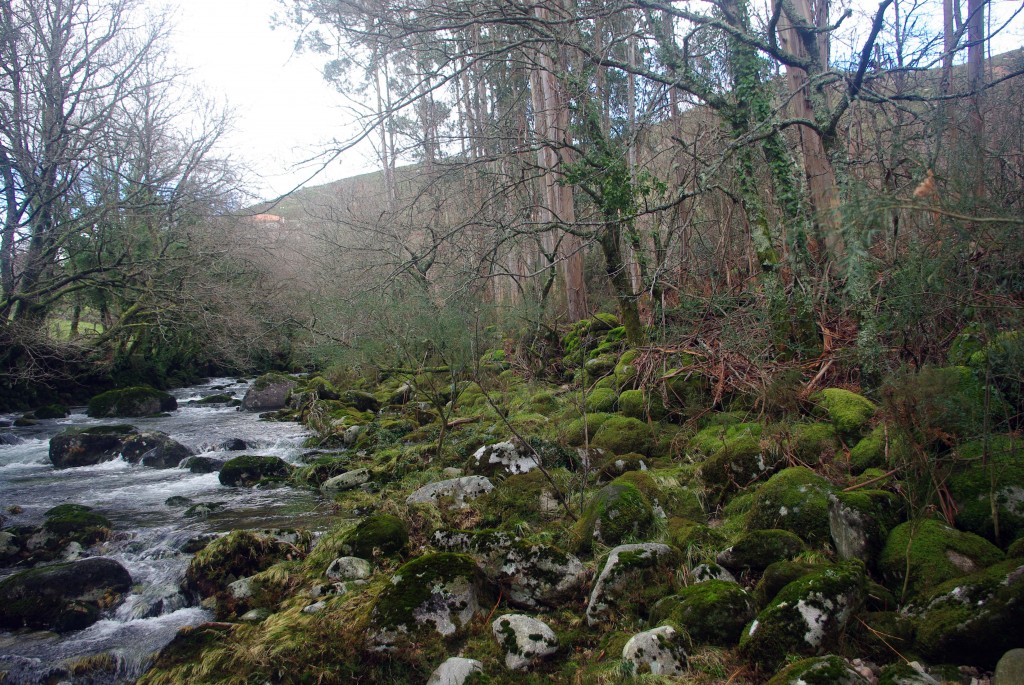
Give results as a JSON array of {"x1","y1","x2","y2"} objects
[
  {"x1": 622, "y1": 625, "x2": 688, "y2": 676},
  {"x1": 426, "y1": 657, "x2": 484, "y2": 685},
  {"x1": 406, "y1": 476, "x2": 495, "y2": 508},
  {"x1": 586, "y1": 543, "x2": 679, "y2": 626},
  {"x1": 491, "y1": 614, "x2": 558, "y2": 671}
]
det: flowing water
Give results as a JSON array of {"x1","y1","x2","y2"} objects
[{"x1": 0, "y1": 378, "x2": 335, "y2": 684}]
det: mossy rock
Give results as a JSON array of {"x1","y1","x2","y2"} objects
[
  {"x1": 586, "y1": 543, "x2": 681, "y2": 626},
  {"x1": 668, "y1": 521, "x2": 728, "y2": 558},
  {"x1": 368, "y1": 553, "x2": 493, "y2": 647},
  {"x1": 218, "y1": 455, "x2": 294, "y2": 487},
  {"x1": 35, "y1": 403, "x2": 69, "y2": 419},
  {"x1": 879, "y1": 518, "x2": 1004, "y2": 600},
  {"x1": 811, "y1": 388, "x2": 876, "y2": 436},
  {"x1": 618, "y1": 389, "x2": 667, "y2": 421},
  {"x1": 292, "y1": 455, "x2": 350, "y2": 487},
  {"x1": 303, "y1": 376, "x2": 341, "y2": 400},
  {"x1": 752, "y1": 560, "x2": 819, "y2": 608},
  {"x1": 790, "y1": 422, "x2": 838, "y2": 465},
  {"x1": 1008, "y1": 537, "x2": 1024, "y2": 558},
  {"x1": 584, "y1": 354, "x2": 618, "y2": 382},
  {"x1": 591, "y1": 416, "x2": 654, "y2": 456},
  {"x1": 688, "y1": 422, "x2": 763, "y2": 455},
  {"x1": 476, "y1": 468, "x2": 569, "y2": 528},
  {"x1": 949, "y1": 435, "x2": 1024, "y2": 545},
  {"x1": 242, "y1": 373, "x2": 298, "y2": 412},
  {"x1": 905, "y1": 558, "x2": 1024, "y2": 669},
  {"x1": 595, "y1": 452, "x2": 650, "y2": 481},
  {"x1": 650, "y1": 579, "x2": 755, "y2": 646},
  {"x1": 43, "y1": 504, "x2": 111, "y2": 546},
  {"x1": 562, "y1": 412, "x2": 614, "y2": 447},
  {"x1": 746, "y1": 467, "x2": 835, "y2": 546},
  {"x1": 574, "y1": 481, "x2": 657, "y2": 552},
  {"x1": 585, "y1": 387, "x2": 618, "y2": 413},
  {"x1": 343, "y1": 390, "x2": 380, "y2": 413},
  {"x1": 662, "y1": 363, "x2": 709, "y2": 412},
  {"x1": 184, "y1": 530, "x2": 297, "y2": 599},
  {"x1": 847, "y1": 424, "x2": 913, "y2": 474},
  {"x1": 87, "y1": 386, "x2": 177, "y2": 418},
  {"x1": 766, "y1": 656, "x2": 871, "y2": 685},
  {"x1": 968, "y1": 330, "x2": 1024, "y2": 421},
  {"x1": 739, "y1": 561, "x2": 867, "y2": 671},
  {"x1": 341, "y1": 514, "x2": 409, "y2": 559},
  {"x1": 614, "y1": 349, "x2": 640, "y2": 390},
  {"x1": 48, "y1": 424, "x2": 137, "y2": 468},
  {"x1": 828, "y1": 489, "x2": 902, "y2": 568},
  {"x1": 525, "y1": 390, "x2": 560, "y2": 413},
  {"x1": 698, "y1": 435, "x2": 784, "y2": 505},
  {"x1": 717, "y1": 529, "x2": 807, "y2": 572}
]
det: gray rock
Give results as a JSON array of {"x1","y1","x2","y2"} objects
[
  {"x1": 218, "y1": 438, "x2": 248, "y2": 451},
  {"x1": 406, "y1": 476, "x2": 494, "y2": 508},
  {"x1": 182, "y1": 456, "x2": 226, "y2": 474},
  {"x1": 241, "y1": 374, "x2": 297, "y2": 412},
  {"x1": 325, "y1": 556, "x2": 372, "y2": 582},
  {"x1": 48, "y1": 425, "x2": 137, "y2": 468},
  {"x1": 492, "y1": 614, "x2": 558, "y2": 671},
  {"x1": 994, "y1": 649, "x2": 1024, "y2": 685},
  {"x1": 239, "y1": 607, "x2": 272, "y2": 622},
  {"x1": 321, "y1": 468, "x2": 371, "y2": 493},
  {"x1": 342, "y1": 425, "x2": 362, "y2": 446},
  {"x1": 622, "y1": 626, "x2": 687, "y2": 676},
  {"x1": 426, "y1": 657, "x2": 484, "y2": 685},
  {"x1": 690, "y1": 562, "x2": 737, "y2": 583},
  {"x1": 472, "y1": 441, "x2": 538, "y2": 476},
  {"x1": 769, "y1": 656, "x2": 872, "y2": 685},
  {"x1": 0, "y1": 531, "x2": 19, "y2": 558},
  {"x1": 388, "y1": 384, "x2": 414, "y2": 406},
  {"x1": 302, "y1": 601, "x2": 327, "y2": 614},
  {"x1": 586, "y1": 543, "x2": 679, "y2": 626},
  {"x1": 0, "y1": 432, "x2": 22, "y2": 445},
  {"x1": 120, "y1": 431, "x2": 194, "y2": 468},
  {"x1": 228, "y1": 576, "x2": 253, "y2": 600}
]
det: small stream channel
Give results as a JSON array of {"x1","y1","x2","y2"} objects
[{"x1": 0, "y1": 378, "x2": 336, "y2": 684}]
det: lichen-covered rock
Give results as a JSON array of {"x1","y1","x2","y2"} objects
[
  {"x1": 877, "y1": 663, "x2": 941, "y2": 685},
  {"x1": 49, "y1": 425, "x2": 137, "y2": 468},
  {"x1": 811, "y1": 388, "x2": 876, "y2": 436},
  {"x1": 406, "y1": 476, "x2": 495, "y2": 508},
  {"x1": 340, "y1": 514, "x2": 408, "y2": 559},
  {"x1": 241, "y1": 373, "x2": 297, "y2": 412},
  {"x1": 471, "y1": 440, "x2": 537, "y2": 476},
  {"x1": 591, "y1": 416, "x2": 654, "y2": 456},
  {"x1": 650, "y1": 580, "x2": 755, "y2": 646},
  {"x1": 698, "y1": 434, "x2": 784, "y2": 505},
  {"x1": 426, "y1": 657, "x2": 484, "y2": 685},
  {"x1": 320, "y1": 468, "x2": 372, "y2": 493},
  {"x1": 586, "y1": 543, "x2": 680, "y2": 625},
  {"x1": 994, "y1": 649, "x2": 1024, "y2": 685},
  {"x1": 0, "y1": 557, "x2": 132, "y2": 633},
  {"x1": 717, "y1": 529, "x2": 807, "y2": 572},
  {"x1": 739, "y1": 561, "x2": 867, "y2": 671},
  {"x1": 492, "y1": 613, "x2": 559, "y2": 671},
  {"x1": 368, "y1": 553, "x2": 492, "y2": 648},
  {"x1": 753, "y1": 561, "x2": 819, "y2": 608},
  {"x1": 904, "y1": 560, "x2": 1024, "y2": 669},
  {"x1": 218, "y1": 455, "x2": 294, "y2": 487},
  {"x1": 746, "y1": 467, "x2": 835, "y2": 546},
  {"x1": 120, "y1": 431, "x2": 194, "y2": 468},
  {"x1": 690, "y1": 562, "x2": 736, "y2": 584},
  {"x1": 574, "y1": 480, "x2": 657, "y2": 552},
  {"x1": 325, "y1": 556, "x2": 372, "y2": 581},
  {"x1": 184, "y1": 530, "x2": 298, "y2": 600},
  {"x1": 595, "y1": 453, "x2": 649, "y2": 481},
  {"x1": 829, "y1": 489, "x2": 901, "y2": 567},
  {"x1": 879, "y1": 518, "x2": 1004, "y2": 599},
  {"x1": 766, "y1": 656, "x2": 871, "y2": 685},
  {"x1": 618, "y1": 389, "x2": 667, "y2": 421},
  {"x1": 622, "y1": 625, "x2": 687, "y2": 676},
  {"x1": 563, "y1": 412, "x2": 614, "y2": 447},
  {"x1": 87, "y1": 386, "x2": 177, "y2": 417},
  {"x1": 949, "y1": 435, "x2": 1024, "y2": 545}
]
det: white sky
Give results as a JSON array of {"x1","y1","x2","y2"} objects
[{"x1": 163, "y1": 0, "x2": 374, "y2": 200}]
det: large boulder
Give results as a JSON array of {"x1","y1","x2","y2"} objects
[
  {"x1": 0, "y1": 557, "x2": 132, "y2": 633},
  {"x1": 218, "y1": 455, "x2": 294, "y2": 487},
  {"x1": 739, "y1": 561, "x2": 867, "y2": 671},
  {"x1": 49, "y1": 425, "x2": 137, "y2": 468},
  {"x1": 339, "y1": 514, "x2": 409, "y2": 559},
  {"x1": 746, "y1": 467, "x2": 835, "y2": 546},
  {"x1": 406, "y1": 476, "x2": 494, "y2": 508},
  {"x1": 573, "y1": 479, "x2": 657, "y2": 552},
  {"x1": 766, "y1": 656, "x2": 872, "y2": 685},
  {"x1": 829, "y1": 489, "x2": 901, "y2": 568},
  {"x1": 492, "y1": 614, "x2": 559, "y2": 671},
  {"x1": 717, "y1": 529, "x2": 807, "y2": 572},
  {"x1": 43, "y1": 503, "x2": 112, "y2": 546},
  {"x1": 367, "y1": 553, "x2": 493, "y2": 648},
  {"x1": 622, "y1": 626, "x2": 688, "y2": 676},
  {"x1": 120, "y1": 431, "x2": 194, "y2": 468},
  {"x1": 184, "y1": 530, "x2": 300, "y2": 601},
  {"x1": 650, "y1": 580, "x2": 755, "y2": 647},
  {"x1": 87, "y1": 386, "x2": 177, "y2": 418},
  {"x1": 949, "y1": 435, "x2": 1024, "y2": 545},
  {"x1": 426, "y1": 657, "x2": 483, "y2": 685},
  {"x1": 586, "y1": 543, "x2": 680, "y2": 625},
  {"x1": 241, "y1": 373, "x2": 297, "y2": 412}
]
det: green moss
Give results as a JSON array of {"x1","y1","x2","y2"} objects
[
  {"x1": 87, "y1": 386, "x2": 176, "y2": 418},
  {"x1": 688, "y1": 422, "x2": 763, "y2": 455},
  {"x1": 790, "y1": 422, "x2": 837, "y2": 465},
  {"x1": 614, "y1": 349, "x2": 640, "y2": 390},
  {"x1": 591, "y1": 416, "x2": 654, "y2": 456},
  {"x1": 847, "y1": 424, "x2": 914, "y2": 474},
  {"x1": 949, "y1": 434, "x2": 1024, "y2": 545},
  {"x1": 766, "y1": 656, "x2": 864, "y2": 685},
  {"x1": 583, "y1": 354, "x2": 617, "y2": 382},
  {"x1": 879, "y1": 518, "x2": 1004, "y2": 600},
  {"x1": 43, "y1": 504, "x2": 111, "y2": 545},
  {"x1": 584, "y1": 387, "x2": 617, "y2": 413},
  {"x1": 697, "y1": 434, "x2": 782, "y2": 505},
  {"x1": 811, "y1": 388, "x2": 876, "y2": 435},
  {"x1": 746, "y1": 467, "x2": 835, "y2": 546},
  {"x1": 341, "y1": 514, "x2": 409, "y2": 559},
  {"x1": 617, "y1": 389, "x2": 667, "y2": 421},
  {"x1": 218, "y1": 455, "x2": 294, "y2": 487},
  {"x1": 185, "y1": 530, "x2": 296, "y2": 599},
  {"x1": 718, "y1": 529, "x2": 807, "y2": 571},
  {"x1": 35, "y1": 403, "x2": 69, "y2": 419},
  {"x1": 574, "y1": 482, "x2": 656, "y2": 552},
  {"x1": 370, "y1": 552, "x2": 486, "y2": 635},
  {"x1": 752, "y1": 560, "x2": 818, "y2": 608},
  {"x1": 651, "y1": 580, "x2": 755, "y2": 646},
  {"x1": 1008, "y1": 537, "x2": 1024, "y2": 557}
]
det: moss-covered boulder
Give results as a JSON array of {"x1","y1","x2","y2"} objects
[
  {"x1": 218, "y1": 455, "x2": 293, "y2": 487},
  {"x1": 562, "y1": 412, "x2": 614, "y2": 447},
  {"x1": 368, "y1": 553, "x2": 493, "y2": 648},
  {"x1": 591, "y1": 416, "x2": 654, "y2": 456},
  {"x1": 717, "y1": 529, "x2": 807, "y2": 572},
  {"x1": 614, "y1": 349, "x2": 640, "y2": 390},
  {"x1": 492, "y1": 613, "x2": 559, "y2": 671},
  {"x1": 584, "y1": 387, "x2": 618, "y2": 413},
  {"x1": 48, "y1": 424, "x2": 137, "y2": 468},
  {"x1": 950, "y1": 435, "x2": 1024, "y2": 545},
  {"x1": 574, "y1": 480, "x2": 657, "y2": 552},
  {"x1": 340, "y1": 514, "x2": 409, "y2": 559},
  {"x1": 752, "y1": 560, "x2": 819, "y2": 608},
  {"x1": 790, "y1": 423, "x2": 839, "y2": 465},
  {"x1": 34, "y1": 403, "x2": 69, "y2": 419},
  {"x1": 739, "y1": 561, "x2": 867, "y2": 671},
  {"x1": 651, "y1": 579, "x2": 755, "y2": 646},
  {"x1": 621, "y1": 625, "x2": 688, "y2": 676},
  {"x1": 87, "y1": 386, "x2": 177, "y2": 418},
  {"x1": 688, "y1": 421, "x2": 763, "y2": 455},
  {"x1": 120, "y1": 431, "x2": 194, "y2": 468},
  {"x1": 43, "y1": 504, "x2": 111, "y2": 546},
  {"x1": 584, "y1": 354, "x2": 618, "y2": 382},
  {"x1": 406, "y1": 475, "x2": 494, "y2": 508},
  {"x1": 811, "y1": 388, "x2": 876, "y2": 436},
  {"x1": 905, "y1": 560, "x2": 1024, "y2": 669},
  {"x1": 475, "y1": 469, "x2": 567, "y2": 528},
  {"x1": 746, "y1": 467, "x2": 835, "y2": 546},
  {"x1": 698, "y1": 434, "x2": 784, "y2": 506},
  {"x1": 241, "y1": 373, "x2": 297, "y2": 412},
  {"x1": 184, "y1": 530, "x2": 298, "y2": 600},
  {"x1": 766, "y1": 656, "x2": 871, "y2": 685},
  {"x1": 828, "y1": 490, "x2": 901, "y2": 568},
  {"x1": 618, "y1": 389, "x2": 667, "y2": 421},
  {"x1": 879, "y1": 518, "x2": 1004, "y2": 599},
  {"x1": 586, "y1": 543, "x2": 680, "y2": 626},
  {"x1": 0, "y1": 557, "x2": 132, "y2": 633}
]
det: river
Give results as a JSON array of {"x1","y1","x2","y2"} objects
[{"x1": 0, "y1": 378, "x2": 335, "y2": 684}]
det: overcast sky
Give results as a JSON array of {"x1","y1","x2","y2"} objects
[{"x1": 164, "y1": 0, "x2": 372, "y2": 200}]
